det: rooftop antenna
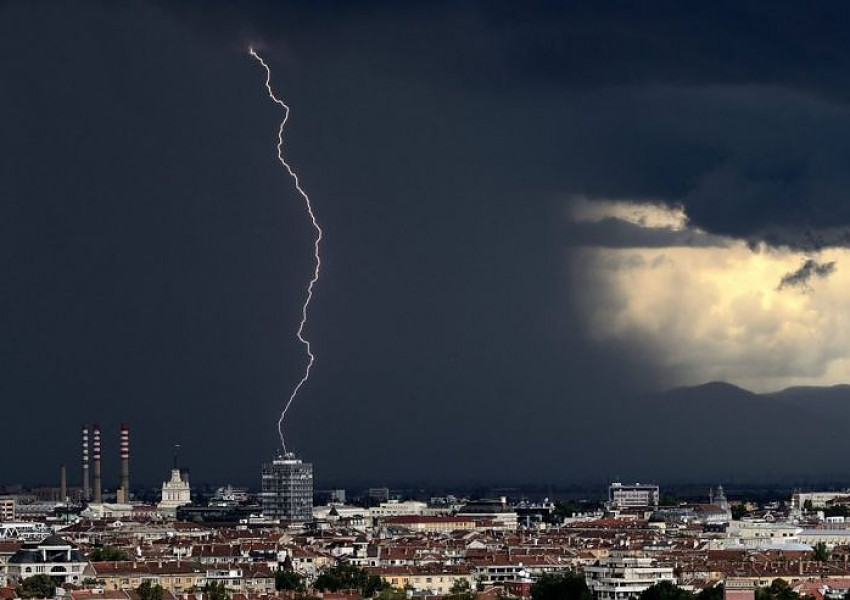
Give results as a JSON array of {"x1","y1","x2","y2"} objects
[{"x1": 173, "y1": 444, "x2": 181, "y2": 470}]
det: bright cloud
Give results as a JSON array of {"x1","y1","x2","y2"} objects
[
  {"x1": 569, "y1": 196, "x2": 689, "y2": 231},
  {"x1": 570, "y1": 202, "x2": 850, "y2": 392}
]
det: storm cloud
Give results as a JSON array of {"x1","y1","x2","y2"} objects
[
  {"x1": 777, "y1": 258, "x2": 837, "y2": 291},
  {"x1": 4, "y1": 0, "x2": 850, "y2": 485},
  {"x1": 159, "y1": 0, "x2": 850, "y2": 250}
]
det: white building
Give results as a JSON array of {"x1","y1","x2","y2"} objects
[
  {"x1": 456, "y1": 499, "x2": 519, "y2": 530},
  {"x1": 369, "y1": 500, "x2": 428, "y2": 519},
  {"x1": 791, "y1": 492, "x2": 850, "y2": 512},
  {"x1": 608, "y1": 483, "x2": 660, "y2": 510},
  {"x1": 799, "y1": 528, "x2": 850, "y2": 547},
  {"x1": 721, "y1": 520, "x2": 804, "y2": 549},
  {"x1": 210, "y1": 485, "x2": 249, "y2": 506},
  {"x1": 584, "y1": 556, "x2": 675, "y2": 600},
  {"x1": 6, "y1": 535, "x2": 88, "y2": 586},
  {"x1": 314, "y1": 504, "x2": 370, "y2": 521},
  {"x1": 158, "y1": 469, "x2": 191, "y2": 516}
]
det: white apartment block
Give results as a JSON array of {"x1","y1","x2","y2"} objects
[{"x1": 585, "y1": 556, "x2": 674, "y2": 600}]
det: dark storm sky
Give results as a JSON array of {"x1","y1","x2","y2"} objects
[{"x1": 4, "y1": 0, "x2": 850, "y2": 488}]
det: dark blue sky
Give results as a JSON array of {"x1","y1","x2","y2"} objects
[{"x1": 3, "y1": 1, "x2": 850, "y2": 488}]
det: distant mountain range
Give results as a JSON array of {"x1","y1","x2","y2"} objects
[{"x1": 595, "y1": 382, "x2": 850, "y2": 483}]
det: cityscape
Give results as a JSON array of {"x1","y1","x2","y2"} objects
[
  {"x1": 5, "y1": 3, "x2": 850, "y2": 600},
  {"x1": 3, "y1": 424, "x2": 850, "y2": 600}
]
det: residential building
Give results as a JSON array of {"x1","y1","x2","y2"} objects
[
  {"x1": 0, "y1": 498, "x2": 14, "y2": 522},
  {"x1": 457, "y1": 499, "x2": 519, "y2": 529},
  {"x1": 382, "y1": 515, "x2": 478, "y2": 533},
  {"x1": 792, "y1": 492, "x2": 850, "y2": 512},
  {"x1": 6, "y1": 535, "x2": 88, "y2": 586},
  {"x1": 369, "y1": 565, "x2": 474, "y2": 595}
]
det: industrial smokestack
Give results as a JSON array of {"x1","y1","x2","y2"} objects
[
  {"x1": 120, "y1": 423, "x2": 130, "y2": 503},
  {"x1": 82, "y1": 426, "x2": 90, "y2": 501},
  {"x1": 60, "y1": 464, "x2": 67, "y2": 502},
  {"x1": 93, "y1": 424, "x2": 102, "y2": 504}
]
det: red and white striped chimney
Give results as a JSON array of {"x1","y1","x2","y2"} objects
[
  {"x1": 120, "y1": 423, "x2": 130, "y2": 502},
  {"x1": 93, "y1": 424, "x2": 102, "y2": 504},
  {"x1": 81, "y1": 426, "x2": 90, "y2": 501}
]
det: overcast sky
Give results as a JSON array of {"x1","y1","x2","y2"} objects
[{"x1": 3, "y1": 1, "x2": 850, "y2": 488}]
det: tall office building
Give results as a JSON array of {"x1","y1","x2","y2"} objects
[{"x1": 261, "y1": 453, "x2": 313, "y2": 522}]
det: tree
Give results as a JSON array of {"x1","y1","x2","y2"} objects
[
  {"x1": 812, "y1": 542, "x2": 830, "y2": 562},
  {"x1": 314, "y1": 564, "x2": 387, "y2": 597},
  {"x1": 660, "y1": 494, "x2": 681, "y2": 507},
  {"x1": 731, "y1": 505, "x2": 748, "y2": 520},
  {"x1": 823, "y1": 505, "x2": 850, "y2": 518},
  {"x1": 448, "y1": 579, "x2": 476, "y2": 600},
  {"x1": 88, "y1": 546, "x2": 130, "y2": 562},
  {"x1": 138, "y1": 581, "x2": 165, "y2": 600},
  {"x1": 531, "y1": 573, "x2": 591, "y2": 600},
  {"x1": 376, "y1": 588, "x2": 408, "y2": 600},
  {"x1": 696, "y1": 584, "x2": 725, "y2": 600},
  {"x1": 275, "y1": 571, "x2": 306, "y2": 592},
  {"x1": 803, "y1": 500, "x2": 814, "y2": 512},
  {"x1": 19, "y1": 574, "x2": 56, "y2": 599},
  {"x1": 639, "y1": 581, "x2": 694, "y2": 600},
  {"x1": 755, "y1": 579, "x2": 798, "y2": 600},
  {"x1": 364, "y1": 574, "x2": 388, "y2": 597},
  {"x1": 203, "y1": 581, "x2": 229, "y2": 600}
]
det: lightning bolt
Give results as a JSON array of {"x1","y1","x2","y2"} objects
[{"x1": 249, "y1": 48, "x2": 323, "y2": 454}]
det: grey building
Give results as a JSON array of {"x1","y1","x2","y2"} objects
[
  {"x1": 608, "y1": 482, "x2": 660, "y2": 510},
  {"x1": 261, "y1": 453, "x2": 313, "y2": 522}
]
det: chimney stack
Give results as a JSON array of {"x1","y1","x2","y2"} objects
[
  {"x1": 82, "y1": 426, "x2": 90, "y2": 501},
  {"x1": 93, "y1": 424, "x2": 102, "y2": 504},
  {"x1": 119, "y1": 423, "x2": 130, "y2": 503},
  {"x1": 60, "y1": 464, "x2": 67, "y2": 502}
]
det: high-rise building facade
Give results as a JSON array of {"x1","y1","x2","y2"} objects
[{"x1": 261, "y1": 453, "x2": 313, "y2": 522}]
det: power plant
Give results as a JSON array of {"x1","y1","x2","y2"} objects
[{"x1": 78, "y1": 422, "x2": 131, "y2": 504}]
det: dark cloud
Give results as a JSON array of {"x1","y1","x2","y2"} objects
[
  {"x1": 4, "y1": 0, "x2": 850, "y2": 486},
  {"x1": 777, "y1": 258, "x2": 837, "y2": 291},
  {"x1": 151, "y1": 1, "x2": 850, "y2": 250}
]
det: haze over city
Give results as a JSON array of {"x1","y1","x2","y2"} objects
[{"x1": 4, "y1": 0, "x2": 850, "y2": 487}]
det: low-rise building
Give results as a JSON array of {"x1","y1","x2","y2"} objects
[
  {"x1": 6, "y1": 535, "x2": 88, "y2": 586},
  {"x1": 0, "y1": 499, "x2": 14, "y2": 522},
  {"x1": 383, "y1": 516, "x2": 478, "y2": 533},
  {"x1": 370, "y1": 565, "x2": 474, "y2": 595}
]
